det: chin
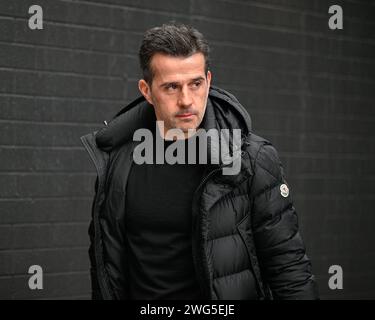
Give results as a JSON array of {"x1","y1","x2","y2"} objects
[{"x1": 181, "y1": 124, "x2": 199, "y2": 132}]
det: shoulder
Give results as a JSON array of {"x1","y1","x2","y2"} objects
[{"x1": 244, "y1": 132, "x2": 284, "y2": 183}]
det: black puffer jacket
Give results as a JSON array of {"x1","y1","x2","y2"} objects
[{"x1": 80, "y1": 85, "x2": 319, "y2": 300}]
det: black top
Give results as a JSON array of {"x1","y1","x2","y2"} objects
[{"x1": 125, "y1": 126, "x2": 206, "y2": 300}]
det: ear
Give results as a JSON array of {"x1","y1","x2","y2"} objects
[
  {"x1": 138, "y1": 79, "x2": 154, "y2": 105},
  {"x1": 206, "y1": 70, "x2": 212, "y2": 87}
]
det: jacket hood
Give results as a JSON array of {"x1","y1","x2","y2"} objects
[{"x1": 94, "y1": 85, "x2": 252, "y2": 155}]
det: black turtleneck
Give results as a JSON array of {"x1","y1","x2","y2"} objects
[{"x1": 124, "y1": 126, "x2": 206, "y2": 300}]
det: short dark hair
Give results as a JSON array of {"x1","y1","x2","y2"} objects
[{"x1": 139, "y1": 22, "x2": 210, "y2": 84}]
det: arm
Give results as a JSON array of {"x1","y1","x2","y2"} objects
[{"x1": 250, "y1": 143, "x2": 319, "y2": 300}]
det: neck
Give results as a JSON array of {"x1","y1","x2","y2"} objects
[{"x1": 155, "y1": 121, "x2": 197, "y2": 141}]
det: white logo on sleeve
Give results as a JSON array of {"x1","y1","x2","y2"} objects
[{"x1": 280, "y1": 183, "x2": 289, "y2": 197}]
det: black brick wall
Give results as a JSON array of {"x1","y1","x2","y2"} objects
[{"x1": 0, "y1": 0, "x2": 374, "y2": 299}]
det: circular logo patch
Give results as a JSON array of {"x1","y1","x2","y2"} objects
[{"x1": 280, "y1": 183, "x2": 289, "y2": 197}]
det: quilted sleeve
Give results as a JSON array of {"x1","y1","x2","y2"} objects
[{"x1": 250, "y1": 143, "x2": 319, "y2": 300}]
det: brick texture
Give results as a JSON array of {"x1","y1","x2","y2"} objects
[{"x1": 0, "y1": 0, "x2": 374, "y2": 299}]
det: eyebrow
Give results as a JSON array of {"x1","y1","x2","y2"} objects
[{"x1": 159, "y1": 76, "x2": 205, "y2": 88}]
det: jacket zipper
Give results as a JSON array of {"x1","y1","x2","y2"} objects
[{"x1": 191, "y1": 165, "x2": 225, "y2": 299}]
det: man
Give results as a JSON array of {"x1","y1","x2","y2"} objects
[{"x1": 80, "y1": 23, "x2": 319, "y2": 300}]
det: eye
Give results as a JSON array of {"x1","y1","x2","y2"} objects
[
  {"x1": 192, "y1": 81, "x2": 202, "y2": 88},
  {"x1": 166, "y1": 83, "x2": 178, "y2": 90}
]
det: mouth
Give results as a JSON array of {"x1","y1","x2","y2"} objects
[{"x1": 176, "y1": 113, "x2": 195, "y2": 119}]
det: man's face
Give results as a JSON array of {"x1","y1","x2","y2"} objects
[{"x1": 138, "y1": 52, "x2": 211, "y2": 139}]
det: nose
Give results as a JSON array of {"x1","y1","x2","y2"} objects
[{"x1": 178, "y1": 86, "x2": 193, "y2": 108}]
